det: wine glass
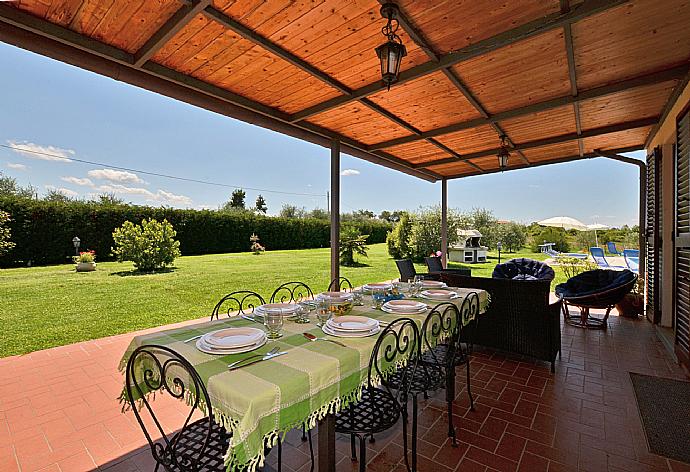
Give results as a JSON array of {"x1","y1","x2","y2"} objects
[
  {"x1": 296, "y1": 301, "x2": 315, "y2": 324},
  {"x1": 316, "y1": 300, "x2": 332, "y2": 327},
  {"x1": 371, "y1": 288, "x2": 384, "y2": 309},
  {"x1": 264, "y1": 309, "x2": 284, "y2": 339}
]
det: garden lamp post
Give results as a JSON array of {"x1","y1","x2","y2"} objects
[
  {"x1": 497, "y1": 241, "x2": 503, "y2": 264},
  {"x1": 72, "y1": 236, "x2": 80, "y2": 256}
]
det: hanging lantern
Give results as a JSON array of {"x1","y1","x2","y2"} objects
[
  {"x1": 375, "y1": 3, "x2": 407, "y2": 90},
  {"x1": 497, "y1": 135, "x2": 510, "y2": 170}
]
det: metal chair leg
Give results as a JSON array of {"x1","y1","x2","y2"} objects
[
  {"x1": 351, "y1": 433, "x2": 357, "y2": 461},
  {"x1": 466, "y1": 360, "x2": 475, "y2": 411},
  {"x1": 301, "y1": 428, "x2": 307, "y2": 441},
  {"x1": 446, "y1": 367, "x2": 458, "y2": 446},
  {"x1": 401, "y1": 407, "x2": 412, "y2": 472},
  {"x1": 412, "y1": 395, "x2": 419, "y2": 472},
  {"x1": 277, "y1": 440, "x2": 282, "y2": 472},
  {"x1": 359, "y1": 436, "x2": 367, "y2": 472}
]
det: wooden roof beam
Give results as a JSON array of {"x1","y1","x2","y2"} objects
[
  {"x1": 561, "y1": 0, "x2": 584, "y2": 157},
  {"x1": 133, "y1": 0, "x2": 211, "y2": 67},
  {"x1": 289, "y1": 0, "x2": 630, "y2": 123},
  {"x1": 415, "y1": 117, "x2": 658, "y2": 168},
  {"x1": 369, "y1": 64, "x2": 688, "y2": 151},
  {"x1": 444, "y1": 145, "x2": 643, "y2": 179},
  {"x1": 644, "y1": 69, "x2": 690, "y2": 148},
  {"x1": 0, "y1": 6, "x2": 439, "y2": 182}
]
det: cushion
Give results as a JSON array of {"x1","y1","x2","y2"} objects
[
  {"x1": 492, "y1": 258, "x2": 555, "y2": 282},
  {"x1": 555, "y1": 269, "x2": 637, "y2": 299}
]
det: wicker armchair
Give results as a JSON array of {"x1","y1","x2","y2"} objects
[
  {"x1": 439, "y1": 273, "x2": 562, "y2": 372},
  {"x1": 424, "y1": 256, "x2": 471, "y2": 278}
]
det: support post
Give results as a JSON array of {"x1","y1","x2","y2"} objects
[
  {"x1": 441, "y1": 178, "x2": 448, "y2": 268},
  {"x1": 330, "y1": 139, "x2": 340, "y2": 283}
]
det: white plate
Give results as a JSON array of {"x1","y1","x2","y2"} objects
[
  {"x1": 385, "y1": 299, "x2": 427, "y2": 309},
  {"x1": 381, "y1": 305, "x2": 427, "y2": 315},
  {"x1": 420, "y1": 281, "x2": 447, "y2": 289},
  {"x1": 203, "y1": 327, "x2": 265, "y2": 349},
  {"x1": 322, "y1": 324, "x2": 380, "y2": 338},
  {"x1": 420, "y1": 290, "x2": 459, "y2": 300},
  {"x1": 196, "y1": 336, "x2": 267, "y2": 355},
  {"x1": 363, "y1": 283, "x2": 394, "y2": 292},
  {"x1": 327, "y1": 316, "x2": 378, "y2": 332},
  {"x1": 256, "y1": 303, "x2": 300, "y2": 314}
]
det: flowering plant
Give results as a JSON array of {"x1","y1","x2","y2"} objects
[
  {"x1": 429, "y1": 250, "x2": 442, "y2": 257},
  {"x1": 73, "y1": 250, "x2": 96, "y2": 263},
  {"x1": 250, "y1": 233, "x2": 265, "y2": 255}
]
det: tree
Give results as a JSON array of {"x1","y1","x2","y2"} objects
[
  {"x1": 497, "y1": 222, "x2": 527, "y2": 252},
  {"x1": 279, "y1": 204, "x2": 306, "y2": 218},
  {"x1": 222, "y1": 188, "x2": 246, "y2": 211},
  {"x1": 44, "y1": 189, "x2": 72, "y2": 202},
  {"x1": 254, "y1": 194, "x2": 267, "y2": 214},
  {"x1": 95, "y1": 193, "x2": 124, "y2": 205},
  {"x1": 465, "y1": 208, "x2": 500, "y2": 248},
  {"x1": 379, "y1": 210, "x2": 403, "y2": 223},
  {"x1": 0, "y1": 172, "x2": 35, "y2": 199},
  {"x1": 340, "y1": 226, "x2": 369, "y2": 266},
  {"x1": 0, "y1": 210, "x2": 15, "y2": 256},
  {"x1": 308, "y1": 208, "x2": 329, "y2": 220}
]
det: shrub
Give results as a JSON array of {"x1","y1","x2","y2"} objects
[
  {"x1": 73, "y1": 250, "x2": 96, "y2": 263},
  {"x1": 340, "y1": 227, "x2": 368, "y2": 266},
  {"x1": 497, "y1": 222, "x2": 527, "y2": 252},
  {"x1": 0, "y1": 197, "x2": 391, "y2": 267},
  {"x1": 112, "y1": 219, "x2": 181, "y2": 271},
  {"x1": 0, "y1": 210, "x2": 15, "y2": 256},
  {"x1": 386, "y1": 212, "x2": 413, "y2": 260},
  {"x1": 249, "y1": 233, "x2": 265, "y2": 255},
  {"x1": 558, "y1": 256, "x2": 597, "y2": 279},
  {"x1": 387, "y1": 208, "x2": 462, "y2": 262}
]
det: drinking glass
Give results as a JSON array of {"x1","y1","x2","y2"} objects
[
  {"x1": 352, "y1": 289, "x2": 364, "y2": 306},
  {"x1": 371, "y1": 288, "x2": 384, "y2": 309},
  {"x1": 264, "y1": 310, "x2": 284, "y2": 339},
  {"x1": 316, "y1": 300, "x2": 332, "y2": 327},
  {"x1": 296, "y1": 301, "x2": 315, "y2": 324}
]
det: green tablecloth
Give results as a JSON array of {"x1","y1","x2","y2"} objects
[{"x1": 119, "y1": 288, "x2": 489, "y2": 472}]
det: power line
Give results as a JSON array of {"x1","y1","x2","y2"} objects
[{"x1": 0, "y1": 143, "x2": 326, "y2": 198}]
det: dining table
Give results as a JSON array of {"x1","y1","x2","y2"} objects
[{"x1": 119, "y1": 286, "x2": 490, "y2": 472}]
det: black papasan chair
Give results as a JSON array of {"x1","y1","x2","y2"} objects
[
  {"x1": 555, "y1": 269, "x2": 638, "y2": 329},
  {"x1": 492, "y1": 258, "x2": 555, "y2": 281}
]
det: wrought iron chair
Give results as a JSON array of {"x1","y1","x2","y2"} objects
[
  {"x1": 424, "y1": 256, "x2": 471, "y2": 277},
  {"x1": 210, "y1": 290, "x2": 265, "y2": 320},
  {"x1": 327, "y1": 276, "x2": 354, "y2": 292},
  {"x1": 335, "y1": 318, "x2": 420, "y2": 472},
  {"x1": 270, "y1": 281, "x2": 314, "y2": 303},
  {"x1": 125, "y1": 344, "x2": 230, "y2": 471}
]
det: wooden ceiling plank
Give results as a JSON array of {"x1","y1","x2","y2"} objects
[
  {"x1": 644, "y1": 70, "x2": 690, "y2": 148},
  {"x1": 414, "y1": 116, "x2": 658, "y2": 168},
  {"x1": 443, "y1": 145, "x2": 643, "y2": 179},
  {"x1": 369, "y1": 64, "x2": 688, "y2": 150},
  {"x1": 134, "y1": 0, "x2": 212, "y2": 67},
  {"x1": 289, "y1": 0, "x2": 630, "y2": 122}
]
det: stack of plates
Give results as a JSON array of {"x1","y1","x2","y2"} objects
[
  {"x1": 196, "y1": 327, "x2": 267, "y2": 355},
  {"x1": 420, "y1": 280, "x2": 447, "y2": 289},
  {"x1": 254, "y1": 303, "x2": 300, "y2": 319},
  {"x1": 382, "y1": 299, "x2": 428, "y2": 314},
  {"x1": 420, "y1": 289, "x2": 459, "y2": 300},
  {"x1": 323, "y1": 315, "x2": 380, "y2": 338},
  {"x1": 363, "y1": 282, "x2": 394, "y2": 292}
]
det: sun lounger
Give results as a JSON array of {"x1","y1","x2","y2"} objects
[
  {"x1": 590, "y1": 247, "x2": 626, "y2": 269},
  {"x1": 623, "y1": 249, "x2": 639, "y2": 273}
]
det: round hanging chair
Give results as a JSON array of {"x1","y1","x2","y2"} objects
[
  {"x1": 555, "y1": 269, "x2": 638, "y2": 329},
  {"x1": 492, "y1": 258, "x2": 555, "y2": 282}
]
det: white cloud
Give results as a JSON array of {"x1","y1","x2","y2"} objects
[
  {"x1": 45, "y1": 185, "x2": 79, "y2": 198},
  {"x1": 61, "y1": 176, "x2": 94, "y2": 187},
  {"x1": 7, "y1": 140, "x2": 74, "y2": 162},
  {"x1": 157, "y1": 190, "x2": 193, "y2": 205},
  {"x1": 341, "y1": 169, "x2": 360, "y2": 176},
  {"x1": 87, "y1": 168, "x2": 145, "y2": 184},
  {"x1": 98, "y1": 183, "x2": 192, "y2": 206},
  {"x1": 6, "y1": 162, "x2": 27, "y2": 171}
]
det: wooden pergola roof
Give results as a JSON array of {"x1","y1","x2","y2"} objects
[{"x1": 1, "y1": 0, "x2": 689, "y2": 182}]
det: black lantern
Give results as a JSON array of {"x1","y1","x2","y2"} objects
[
  {"x1": 497, "y1": 135, "x2": 510, "y2": 170},
  {"x1": 72, "y1": 236, "x2": 81, "y2": 255},
  {"x1": 376, "y1": 3, "x2": 407, "y2": 90}
]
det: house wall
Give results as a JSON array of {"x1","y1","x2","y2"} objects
[{"x1": 647, "y1": 81, "x2": 690, "y2": 327}]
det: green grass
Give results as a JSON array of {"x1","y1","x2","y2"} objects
[{"x1": 0, "y1": 244, "x2": 564, "y2": 358}]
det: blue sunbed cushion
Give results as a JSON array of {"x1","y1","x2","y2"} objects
[
  {"x1": 492, "y1": 258, "x2": 555, "y2": 282},
  {"x1": 555, "y1": 269, "x2": 636, "y2": 299}
]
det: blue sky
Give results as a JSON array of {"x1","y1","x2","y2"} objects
[{"x1": 0, "y1": 42, "x2": 643, "y2": 227}]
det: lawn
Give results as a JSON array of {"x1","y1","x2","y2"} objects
[{"x1": 0, "y1": 243, "x2": 560, "y2": 357}]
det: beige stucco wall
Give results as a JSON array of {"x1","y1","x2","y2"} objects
[{"x1": 647, "y1": 80, "x2": 690, "y2": 327}]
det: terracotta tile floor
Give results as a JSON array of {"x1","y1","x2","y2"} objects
[{"x1": 0, "y1": 309, "x2": 688, "y2": 472}]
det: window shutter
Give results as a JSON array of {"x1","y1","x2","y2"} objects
[{"x1": 675, "y1": 107, "x2": 690, "y2": 365}]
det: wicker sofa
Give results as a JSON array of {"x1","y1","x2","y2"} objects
[{"x1": 440, "y1": 273, "x2": 562, "y2": 372}]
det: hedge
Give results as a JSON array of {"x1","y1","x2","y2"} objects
[{"x1": 0, "y1": 197, "x2": 391, "y2": 267}]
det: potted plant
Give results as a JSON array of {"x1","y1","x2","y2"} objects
[
  {"x1": 74, "y1": 250, "x2": 96, "y2": 272},
  {"x1": 616, "y1": 279, "x2": 644, "y2": 318}
]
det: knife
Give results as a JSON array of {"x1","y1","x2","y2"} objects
[{"x1": 228, "y1": 351, "x2": 287, "y2": 371}]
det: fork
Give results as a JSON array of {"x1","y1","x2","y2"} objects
[{"x1": 227, "y1": 347, "x2": 279, "y2": 369}]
